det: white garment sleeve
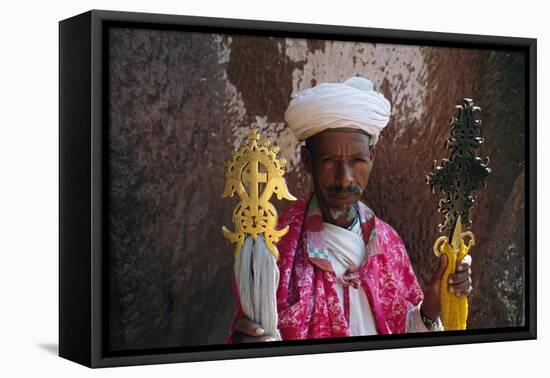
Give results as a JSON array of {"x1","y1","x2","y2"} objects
[{"x1": 406, "y1": 300, "x2": 444, "y2": 332}]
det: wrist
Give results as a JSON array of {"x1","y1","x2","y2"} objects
[
  {"x1": 420, "y1": 302, "x2": 439, "y2": 322},
  {"x1": 420, "y1": 304, "x2": 439, "y2": 331}
]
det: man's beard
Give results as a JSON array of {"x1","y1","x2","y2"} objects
[
  {"x1": 328, "y1": 205, "x2": 358, "y2": 224},
  {"x1": 319, "y1": 183, "x2": 362, "y2": 224}
]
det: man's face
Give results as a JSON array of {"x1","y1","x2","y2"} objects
[{"x1": 301, "y1": 128, "x2": 375, "y2": 227}]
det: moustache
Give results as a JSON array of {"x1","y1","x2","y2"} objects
[{"x1": 325, "y1": 184, "x2": 361, "y2": 194}]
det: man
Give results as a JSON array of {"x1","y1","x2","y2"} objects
[{"x1": 230, "y1": 76, "x2": 473, "y2": 342}]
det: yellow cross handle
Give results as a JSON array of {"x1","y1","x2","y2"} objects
[{"x1": 433, "y1": 225, "x2": 475, "y2": 331}]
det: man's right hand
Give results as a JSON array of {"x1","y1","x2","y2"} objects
[{"x1": 231, "y1": 316, "x2": 277, "y2": 343}]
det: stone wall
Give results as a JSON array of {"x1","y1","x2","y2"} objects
[{"x1": 108, "y1": 27, "x2": 526, "y2": 350}]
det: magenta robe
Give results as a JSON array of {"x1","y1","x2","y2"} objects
[{"x1": 229, "y1": 195, "x2": 423, "y2": 341}]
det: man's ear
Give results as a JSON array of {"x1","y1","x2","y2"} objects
[
  {"x1": 369, "y1": 144, "x2": 376, "y2": 162},
  {"x1": 301, "y1": 145, "x2": 313, "y2": 175}
]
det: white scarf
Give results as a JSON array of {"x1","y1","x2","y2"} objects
[{"x1": 324, "y1": 221, "x2": 378, "y2": 336}]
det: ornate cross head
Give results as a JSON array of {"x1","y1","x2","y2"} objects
[
  {"x1": 427, "y1": 99, "x2": 491, "y2": 236},
  {"x1": 221, "y1": 129, "x2": 296, "y2": 260}
]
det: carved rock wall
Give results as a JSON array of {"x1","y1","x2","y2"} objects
[{"x1": 108, "y1": 28, "x2": 526, "y2": 350}]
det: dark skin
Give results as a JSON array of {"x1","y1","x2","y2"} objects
[{"x1": 231, "y1": 128, "x2": 473, "y2": 342}]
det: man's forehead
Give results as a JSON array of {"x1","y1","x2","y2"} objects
[{"x1": 313, "y1": 128, "x2": 371, "y2": 152}]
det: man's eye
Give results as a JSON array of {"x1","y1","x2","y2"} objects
[
  {"x1": 322, "y1": 158, "x2": 336, "y2": 163},
  {"x1": 353, "y1": 157, "x2": 368, "y2": 163}
]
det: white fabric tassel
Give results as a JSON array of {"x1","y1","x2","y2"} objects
[{"x1": 234, "y1": 235, "x2": 281, "y2": 340}]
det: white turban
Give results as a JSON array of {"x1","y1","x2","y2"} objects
[{"x1": 284, "y1": 76, "x2": 391, "y2": 145}]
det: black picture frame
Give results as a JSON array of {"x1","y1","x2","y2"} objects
[{"x1": 59, "y1": 9, "x2": 537, "y2": 368}]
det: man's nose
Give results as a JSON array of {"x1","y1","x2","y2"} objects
[{"x1": 335, "y1": 161, "x2": 354, "y2": 188}]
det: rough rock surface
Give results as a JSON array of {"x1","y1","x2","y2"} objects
[{"x1": 108, "y1": 28, "x2": 526, "y2": 350}]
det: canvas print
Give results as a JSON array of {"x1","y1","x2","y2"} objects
[{"x1": 106, "y1": 26, "x2": 526, "y2": 352}]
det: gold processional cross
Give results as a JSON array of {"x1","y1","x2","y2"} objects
[{"x1": 221, "y1": 129, "x2": 296, "y2": 259}]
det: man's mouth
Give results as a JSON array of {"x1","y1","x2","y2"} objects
[
  {"x1": 328, "y1": 192, "x2": 356, "y2": 200},
  {"x1": 325, "y1": 191, "x2": 360, "y2": 206}
]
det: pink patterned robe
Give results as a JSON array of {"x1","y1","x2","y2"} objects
[{"x1": 229, "y1": 195, "x2": 424, "y2": 340}]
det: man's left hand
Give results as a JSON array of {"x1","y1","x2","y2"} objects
[
  {"x1": 421, "y1": 254, "x2": 474, "y2": 321},
  {"x1": 448, "y1": 254, "x2": 473, "y2": 297}
]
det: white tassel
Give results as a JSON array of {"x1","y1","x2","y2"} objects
[{"x1": 234, "y1": 235, "x2": 281, "y2": 340}]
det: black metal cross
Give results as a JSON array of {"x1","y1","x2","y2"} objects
[{"x1": 427, "y1": 98, "x2": 491, "y2": 236}]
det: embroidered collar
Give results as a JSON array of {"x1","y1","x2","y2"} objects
[
  {"x1": 346, "y1": 214, "x2": 360, "y2": 231},
  {"x1": 305, "y1": 193, "x2": 381, "y2": 272}
]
